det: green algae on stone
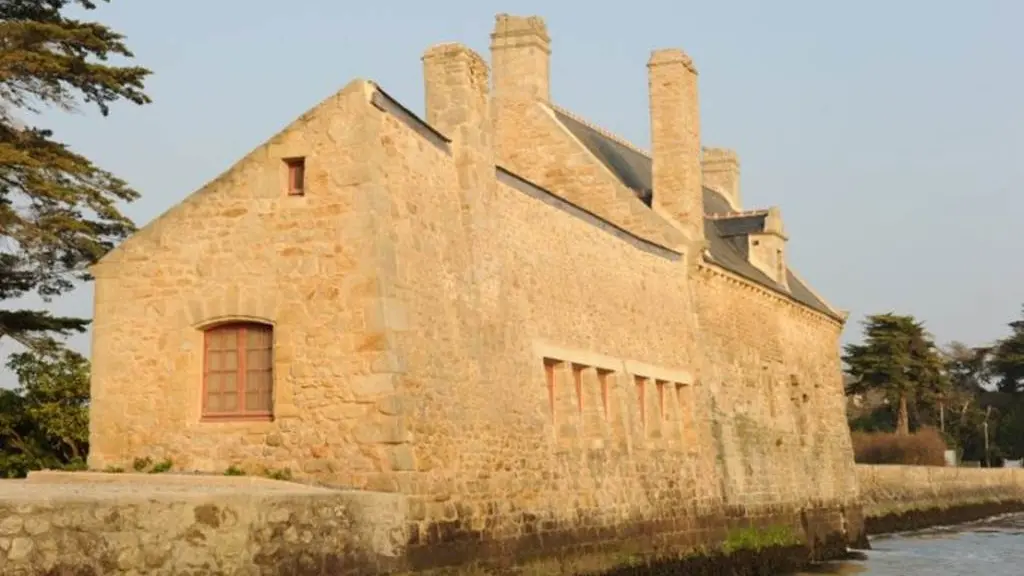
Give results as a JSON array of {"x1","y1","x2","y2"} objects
[{"x1": 721, "y1": 524, "x2": 801, "y2": 554}]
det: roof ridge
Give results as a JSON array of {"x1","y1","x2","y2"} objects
[
  {"x1": 549, "y1": 103, "x2": 651, "y2": 158},
  {"x1": 705, "y1": 209, "x2": 769, "y2": 220}
]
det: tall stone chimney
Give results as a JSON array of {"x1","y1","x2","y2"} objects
[
  {"x1": 422, "y1": 43, "x2": 493, "y2": 195},
  {"x1": 419, "y1": 42, "x2": 491, "y2": 222},
  {"x1": 648, "y1": 49, "x2": 703, "y2": 244},
  {"x1": 490, "y1": 14, "x2": 551, "y2": 101},
  {"x1": 702, "y1": 147, "x2": 741, "y2": 211}
]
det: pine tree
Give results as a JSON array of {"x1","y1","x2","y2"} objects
[
  {"x1": 0, "y1": 0, "x2": 150, "y2": 349},
  {"x1": 989, "y1": 307, "x2": 1024, "y2": 394},
  {"x1": 843, "y1": 313, "x2": 950, "y2": 435}
]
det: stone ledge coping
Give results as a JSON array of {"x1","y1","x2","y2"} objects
[
  {"x1": 0, "y1": 483, "x2": 318, "y2": 504},
  {"x1": 24, "y1": 470, "x2": 331, "y2": 492}
]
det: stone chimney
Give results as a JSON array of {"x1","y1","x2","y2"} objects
[
  {"x1": 648, "y1": 49, "x2": 703, "y2": 244},
  {"x1": 422, "y1": 43, "x2": 493, "y2": 202},
  {"x1": 702, "y1": 147, "x2": 741, "y2": 211},
  {"x1": 490, "y1": 14, "x2": 551, "y2": 101},
  {"x1": 747, "y1": 207, "x2": 789, "y2": 289}
]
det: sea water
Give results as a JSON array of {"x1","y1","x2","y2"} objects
[{"x1": 799, "y1": 513, "x2": 1024, "y2": 575}]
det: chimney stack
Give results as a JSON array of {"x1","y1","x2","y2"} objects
[
  {"x1": 422, "y1": 43, "x2": 493, "y2": 200},
  {"x1": 702, "y1": 147, "x2": 741, "y2": 210},
  {"x1": 648, "y1": 49, "x2": 703, "y2": 244},
  {"x1": 490, "y1": 14, "x2": 551, "y2": 101}
]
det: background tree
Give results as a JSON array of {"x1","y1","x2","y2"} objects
[
  {"x1": 843, "y1": 313, "x2": 950, "y2": 436},
  {"x1": 0, "y1": 0, "x2": 150, "y2": 349},
  {"x1": 989, "y1": 307, "x2": 1024, "y2": 394},
  {"x1": 0, "y1": 342, "x2": 90, "y2": 477},
  {"x1": 0, "y1": 1, "x2": 149, "y2": 476}
]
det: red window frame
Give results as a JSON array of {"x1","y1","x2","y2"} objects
[
  {"x1": 202, "y1": 322, "x2": 274, "y2": 421},
  {"x1": 285, "y1": 157, "x2": 305, "y2": 196}
]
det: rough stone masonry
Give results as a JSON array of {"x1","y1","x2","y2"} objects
[{"x1": 71, "y1": 11, "x2": 864, "y2": 573}]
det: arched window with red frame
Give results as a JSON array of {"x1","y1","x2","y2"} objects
[{"x1": 203, "y1": 322, "x2": 274, "y2": 420}]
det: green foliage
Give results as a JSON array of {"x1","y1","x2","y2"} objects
[
  {"x1": 848, "y1": 405, "x2": 896, "y2": 434},
  {"x1": 0, "y1": 341, "x2": 90, "y2": 477},
  {"x1": 148, "y1": 458, "x2": 172, "y2": 474},
  {"x1": 224, "y1": 465, "x2": 246, "y2": 476},
  {"x1": 131, "y1": 456, "x2": 152, "y2": 472},
  {"x1": 989, "y1": 308, "x2": 1024, "y2": 394},
  {"x1": 721, "y1": 525, "x2": 800, "y2": 554},
  {"x1": 264, "y1": 467, "x2": 292, "y2": 482},
  {"x1": 844, "y1": 313, "x2": 950, "y2": 435},
  {"x1": 844, "y1": 307, "x2": 1024, "y2": 464},
  {"x1": 0, "y1": 0, "x2": 149, "y2": 349}
]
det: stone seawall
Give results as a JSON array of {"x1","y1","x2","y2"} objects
[
  {"x1": 2, "y1": 472, "x2": 861, "y2": 575},
  {"x1": 857, "y1": 464, "x2": 1024, "y2": 534},
  {"x1": 0, "y1": 472, "x2": 408, "y2": 576}
]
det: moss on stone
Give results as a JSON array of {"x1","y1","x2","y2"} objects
[{"x1": 720, "y1": 524, "x2": 801, "y2": 554}]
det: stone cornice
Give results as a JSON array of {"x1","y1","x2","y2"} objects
[{"x1": 697, "y1": 260, "x2": 845, "y2": 328}]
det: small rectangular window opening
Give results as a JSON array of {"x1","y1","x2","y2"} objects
[{"x1": 285, "y1": 157, "x2": 306, "y2": 196}]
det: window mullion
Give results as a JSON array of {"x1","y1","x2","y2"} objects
[
  {"x1": 238, "y1": 327, "x2": 247, "y2": 414},
  {"x1": 202, "y1": 331, "x2": 211, "y2": 414}
]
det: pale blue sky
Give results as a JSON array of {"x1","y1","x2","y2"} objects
[{"x1": 4, "y1": 1, "x2": 1023, "y2": 385}]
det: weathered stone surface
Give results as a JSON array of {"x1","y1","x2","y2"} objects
[
  {"x1": 0, "y1": 476, "x2": 404, "y2": 575},
  {"x1": 8, "y1": 537, "x2": 33, "y2": 561},
  {"x1": 0, "y1": 516, "x2": 23, "y2": 536},
  {"x1": 80, "y1": 10, "x2": 865, "y2": 576},
  {"x1": 858, "y1": 464, "x2": 1024, "y2": 517}
]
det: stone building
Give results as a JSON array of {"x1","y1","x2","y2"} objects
[{"x1": 87, "y1": 13, "x2": 862, "y2": 569}]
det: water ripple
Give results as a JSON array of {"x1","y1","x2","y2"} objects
[{"x1": 798, "y1": 513, "x2": 1024, "y2": 575}]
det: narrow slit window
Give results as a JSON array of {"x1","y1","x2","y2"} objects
[
  {"x1": 635, "y1": 376, "x2": 646, "y2": 426},
  {"x1": 544, "y1": 359, "x2": 559, "y2": 423},
  {"x1": 572, "y1": 364, "x2": 584, "y2": 414},
  {"x1": 656, "y1": 380, "x2": 667, "y2": 421},
  {"x1": 597, "y1": 369, "x2": 612, "y2": 419},
  {"x1": 285, "y1": 157, "x2": 306, "y2": 196}
]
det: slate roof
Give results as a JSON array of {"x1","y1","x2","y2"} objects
[{"x1": 552, "y1": 108, "x2": 838, "y2": 320}]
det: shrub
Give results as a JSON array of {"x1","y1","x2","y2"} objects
[
  {"x1": 148, "y1": 458, "x2": 173, "y2": 474},
  {"x1": 852, "y1": 427, "x2": 948, "y2": 466},
  {"x1": 264, "y1": 467, "x2": 292, "y2": 481}
]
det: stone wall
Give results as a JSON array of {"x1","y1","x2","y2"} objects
[
  {"x1": 858, "y1": 464, "x2": 1024, "y2": 525},
  {"x1": 83, "y1": 13, "x2": 864, "y2": 574},
  {"x1": 376, "y1": 39, "x2": 862, "y2": 567},
  {"x1": 86, "y1": 80, "x2": 419, "y2": 489},
  {"x1": 695, "y1": 268, "x2": 859, "y2": 510},
  {"x1": 0, "y1": 472, "x2": 407, "y2": 576}
]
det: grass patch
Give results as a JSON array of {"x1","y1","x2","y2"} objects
[
  {"x1": 722, "y1": 525, "x2": 801, "y2": 554},
  {"x1": 224, "y1": 465, "x2": 246, "y2": 476},
  {"x1": 148, "y1": 459, "x2": 173, "y2": 474},
  {"x1": 264, "y1": 467, "x2": 292, "y2": 481}
]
